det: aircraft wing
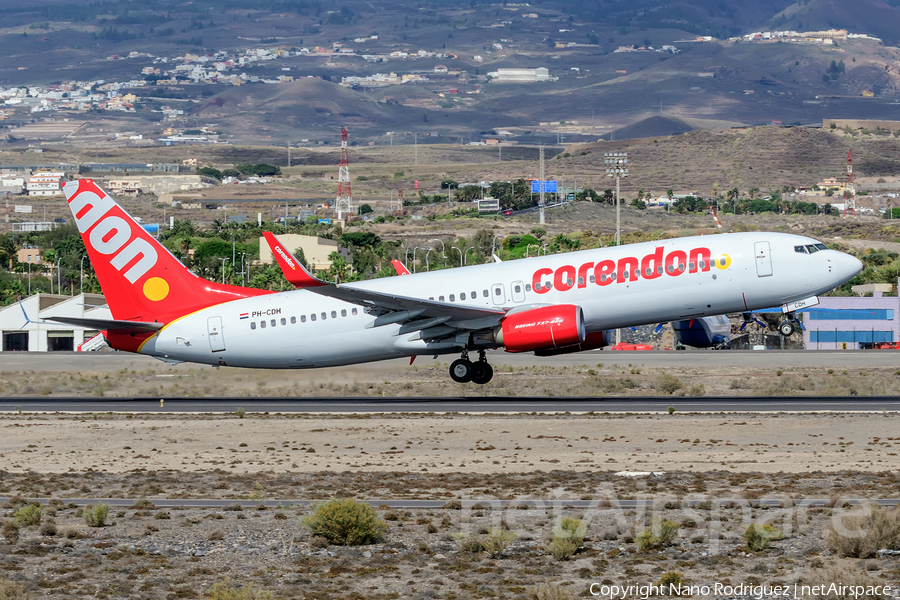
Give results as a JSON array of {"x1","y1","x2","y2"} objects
[{"x1": 46, "y1": 316, "x2": 165, "y2": 333}]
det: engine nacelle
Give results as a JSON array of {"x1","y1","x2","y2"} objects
[
  {"x1": 496, "y1": 304, "x2": 585, "y2": 353},
  {"x1": 534, "y1": 330, "x2": 611, "y2": 356}
]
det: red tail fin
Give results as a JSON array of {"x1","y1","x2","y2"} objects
[
  {"x1": 391, "y1": 259, "x2": 411, "y2": 276},
  {"x1": 64, "y1": 179, "x2": 269, "y2": 322},
  {"x1": 262, "y1": 231, "x2": 328, "y2": 289}
]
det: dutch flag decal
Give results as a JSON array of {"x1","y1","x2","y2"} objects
[{"x1": 239, "y1": 313, "x2": 249, "y2": 320}]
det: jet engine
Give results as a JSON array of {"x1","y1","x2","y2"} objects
[{"x1": 495, "y1": 305, "x2": 585, "y2": 353}]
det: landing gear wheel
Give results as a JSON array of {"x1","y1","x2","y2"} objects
[
  {"x1": 471, "y1": 361, "x2": 494, "y2": 385},
  {"x1": 778, "y1": 320, "x2": 796, "y2": 337},
  {"x1": 450, "y1": 359, "x2": 474, "y2": 383}
]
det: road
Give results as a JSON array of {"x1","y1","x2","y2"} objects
[
  {"x1": 2, "y1": 396, "x2": 900, "y2": 412},
  {"x1": 1, "y1": 349, "x2": 900, "y2": 371}
]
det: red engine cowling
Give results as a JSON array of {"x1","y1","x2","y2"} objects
[
  {"x1": 497, "y1": 305, "x2": 586, "y2": 353},
  {"x1": 533, "y1": 330, "x2": 611, "y2": 357}
]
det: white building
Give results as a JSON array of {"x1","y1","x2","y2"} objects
[
  {"x1": 0, "y1": 293, "x2": 110, "y2": 352},
  {"x1": 490, "y1": 67, "x2": 550, "y2": 82},
  {"x1": 26, "y1": 171, "x2": 66, "y2": 196}
]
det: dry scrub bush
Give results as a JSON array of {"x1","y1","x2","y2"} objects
[
  {"x1": 484, "y1": 528, "x2": 516, "y2": 558},
  {"x1": 548, "y1": 517, "x2": 586, "y2": 560},
  {"x1": 83, "y1": 503, "x2": 110, "y2": 528},
  {"x1": 13, "y1": 505, "x2": 41, "y2": 527},
  {"x1": 38, "y1": 519, "x2": 57, "y2": 537},
  {"x1": 744, "y1": 523, "x2": 783, "y2": 552},
  {"x1": 636, "y1": 519, "x2": 680, "y2": 551},
  {"x1": 454, "y1": 533, "x2": 484, "y2": 555},
  {"x1": 0, "y1": 578, "x2": 29, "y2": 600},
  {"x1": 299, "y1": 499, "x2": 386, "y2": 546},
  {"x1": 655, "y1": 373, "x2": 683, "y2": 395},
  {"x1": 204, "y1": 579, "x2": 272, "y2": 600},
  {"x1": 827, "y1": 505, "x2": 900, "y2": 558},
  {"x1": 1, "y1": 521, "x2": 19, "y2": 544},
  {"x1": 527, "y1": 583, "x2": 574, "y2": 600},
  {"x1": 803, "y1": 561, "x2": 889, "y2": 600},
  {"x1": 656, "y1": 571, "x2": 685, "y2": 596}
]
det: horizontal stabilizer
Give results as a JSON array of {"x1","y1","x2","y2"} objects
[{"x1": 47, "y1": 316, "x2": 164, "y2": 333}]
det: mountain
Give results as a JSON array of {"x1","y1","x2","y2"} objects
[{"x1": 770, "y1": 0, "x2": 900, "y2": 44}]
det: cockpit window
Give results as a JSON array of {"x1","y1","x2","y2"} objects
[
  {"x1": 815, "y1": 243, "x2": 828, "y2": 250},
  {"x1": 806, "y1": 244, "x2": 819, "y2": 254},
  {"x1": 795, "y1": 245, "x2": 808, "y2": 254}
]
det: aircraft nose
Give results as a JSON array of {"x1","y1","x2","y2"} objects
[{"x1": 835, "y1": 251, "x2": 863, "y2": 282}]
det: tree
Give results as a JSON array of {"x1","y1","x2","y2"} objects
[
  {"x1": 328, "y1": 252, "x2": 349, "y2": 283},
  {"x1": 197, "y1": 166, "x2": 222, "y2": 180},
  {"x1": 357, "y1": 204, "x2": 373, "y2": 215}
]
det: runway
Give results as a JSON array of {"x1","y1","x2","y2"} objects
[
  {"x1": 2, "y1": 396, "x2": 900, "y2": 412},
  {"x1": 1, "y1": 349, "x2": 900, "y2": 371}
]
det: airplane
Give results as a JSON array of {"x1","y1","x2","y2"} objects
[{"x1": 51, "y1": 179, "x2": 863, "y2": 385}]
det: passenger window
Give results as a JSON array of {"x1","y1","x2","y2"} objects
[
  {"x1": 689, "y1": 261, "x2": 695, "y2": 270},
  {"x1": 678, "y1": 264, "x2": 685, "y2": 272},
  {"x1": 460, "y1": 293, "x2": 466, "y2": 300},
  {"x1": 352, "y1": 308, "x2": 358, "y2": 315},
  {"x1": 611, "y1": 272, "x2": 617, "y2": 281},
  {"x1": 534, "y1": 282, "x2": 542, "y2": 291},
  {"x1": 576, "y1": 278, "x2": 582, "y2": 286},
  {"x1": 633, "y1": 270, "x2": 639, "y2": 279},
  {"x1": 429, "y1": 297, "x2": 434, "y2": 300},
  {"x1": 699, "y1": 261, "x2": 706, "y2": 269},
  {"x1": 589, "y1": 276, "x2": 595, "y2": 283},
  {"x1": 341, "y1": 309, "x2": 347, "y2": 317},
  {"x1": 331, "y1": 311, "x2": 337, "y2": 318},
  {"x1": 483, "y1": 290, "x2": 489, "y2": 297},
  {"x1": 567, "y1": 278, "x2": 574, "y2": 286},
  {"x1": 623, "y1": 271, "x2": 629, "y2": 280},
  {"x1": 719, "y1": 258, "x2": 727, "y2": 266},
  {"x1": 290, "y1": 316, "x2": 296, "y2": 324},
  {"x1": 439, "y1": 296, "x2": 445, "y2": 301},
  {"x1": 321, "y1": 312, "x2": 327, "y2": 320},
  {"x1": 666, "y1": 265, "x2": 674, "y2": 273},
  {"x1": 515, "y1": 284, "x2": 522, "y2": 293},
  {"x1": 795, "y1": 245, "x2": 808, "y2": 254},
  {"x1": 657, "y1": 266, "x2": 663, "y2": 274},
  {"x1": 600, "y1": 274, "x2": 607, "y2": 282},
  {"x1": 251, "y1": 322, "x2": 257, "y2": 330},
  {"x1": 271, "y1": 319, "x2": 276, "y2": 327},
  {"x1": 311, "y1": 314, "x2": 316, "y2": 321},
  {"x1": 261, "y1": 321, "x2": 266, "y2": 329},
  {"x1": 449, "y1": 294, "x2": 455, "y2": 301},
  {"x1": 525, "y1": 284, "x2": 532, "y2": 291},
  {"x1": 301, "y1": 315, "x2": 307, "y2": 323},
  {"x1": 495, "y1": 287, "x2": 502, "y2": 295},
  {"x1": 281, "y1": 317, "x2": 287, "y2": 326},
  {"x1": 645, "y1": 268, "x2": 652, "y2": 276}
]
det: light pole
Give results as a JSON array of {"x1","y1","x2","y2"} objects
[
  {"x1": 605, "y1": 152, "x2": 629, "y2": 246},
  {"x1": 412, "y1": 247, "x2": 419, "y2": 274},
  {"x1": 425, "y1": 248, "x2": 432, "y2": 271},
  {"x1": 540, "y1": 244, "x2": 548, "y2": 256},
  {"x1": 527, "y1": 244, "x2": 538, "y2": 258},
  {"x1": 80, "y1": 255, "x2": 87, "y2": 293},
  {"x1": 491, "y1": 235, "x2": 502, "y2": 260},
  {"x1": 218, "y1": 257, "x2": 229, "y2": 284},
  {"x1": 465, "y1": 247, "x2": 476, "y2": 265},
  {"x1": 56, "y1": 257, "x2": 62, "y2": 294},
  {"x1": 451, "y1": 246, "x2": 462, "y2": 267}
]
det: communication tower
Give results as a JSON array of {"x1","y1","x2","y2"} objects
[
  {"x1": 334, "y1": 127, "x2": 352, "y2": 219},
  {"x1": 843, "y1": 149, "x2": 857, "y2": 217}
]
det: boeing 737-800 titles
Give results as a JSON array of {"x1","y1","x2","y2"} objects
[{"x1": 51, "y1": 180, "x2": 862, "y2": 384}]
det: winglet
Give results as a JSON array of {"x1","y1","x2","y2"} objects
[
  {"x1": 262, "y1": 231, "x2": 328, "y2": 288},
  {"x1": 17, "y1": 297, "x2": 35, "y2": 327},
  {"x1": 391, "y1": 259, "x2": 411, "y2": 276}
]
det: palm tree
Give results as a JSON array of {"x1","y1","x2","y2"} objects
[
  {"x1": 328, "y1": 252, "x2": 350, "y2": 283},
  {"x1": 0, "y1": 233, "x2": 18, "y2": 271}
]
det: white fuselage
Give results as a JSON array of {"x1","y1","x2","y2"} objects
[{"x1": 138, "y1": 232, "x2": 862, "y2": 368}]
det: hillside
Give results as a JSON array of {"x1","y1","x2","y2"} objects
[{"x1": 770, "y1": 0, "x2": 900, "y2": 44}]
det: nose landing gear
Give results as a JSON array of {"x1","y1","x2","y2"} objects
[{"x1": 449, "y1": 350, "x2": 494, "y2": 384}]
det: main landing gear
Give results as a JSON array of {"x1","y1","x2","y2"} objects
[
  {"x1": 449, "y1": 350, "x2": 494, "y2": 385},
  {"x1": 778, "y1": 313, "x2": 801, "y2": 337}
]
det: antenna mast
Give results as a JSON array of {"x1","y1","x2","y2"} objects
[
  {"x1": 334, "y1": 127, "x2": 352, "y2": 220},
  {"x1": 843, "y1": 149, "x2": 857, "y2": 217}
]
